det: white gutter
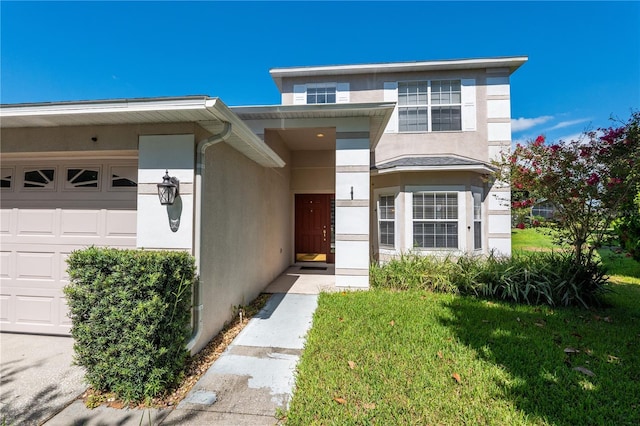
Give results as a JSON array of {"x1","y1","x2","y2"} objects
[{"x1": 186, "y1": 119, "x2": 232, "y2": 352}]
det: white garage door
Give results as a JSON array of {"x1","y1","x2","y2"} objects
[{"x1": 0, "y1": 159, "x2": 138, "y2": 335}]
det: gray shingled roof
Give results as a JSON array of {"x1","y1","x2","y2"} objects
[{"x1": 373, "y1": 156, "x2": 488, "y2": 170}]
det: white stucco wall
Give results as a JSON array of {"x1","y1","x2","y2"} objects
[
  {"x1": 194, "y1": 139, "x2": 291, "y2": 353},
  {"x1": 137, "y1": 134, "x2": 195, "y2": 250}
]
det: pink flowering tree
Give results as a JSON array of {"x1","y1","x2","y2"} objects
[{"x1": 493, "y1": 112, "x2": 640, "y2": 266}]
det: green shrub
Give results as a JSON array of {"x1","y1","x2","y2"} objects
[
  {"x1": 370, "y1": 253, "x2": 459, "y2": 293},
  {"x1": 372, "y1": 252, "x2": 609, "y2": 308},
  {"x1": 64, "y1": 247, "x2": 195, "y2": 402},
  {"x1": 461, "y1": 252, "x2": 610, "y2": 308}
]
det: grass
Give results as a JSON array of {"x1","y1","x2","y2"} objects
[
  {"x1": 511, "y1": 227, "x2": 563, "y2": 252},
  {"x1": 512, "y1": 227, "x2": 640, "y2": 284},
  {"x1": 286, "y1": 229, "x2": 640, "y2": 425},
  {"x1": 287, "y1": 289, "x2": 640, "y2": 425}
]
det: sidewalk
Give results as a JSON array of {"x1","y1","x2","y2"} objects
[
  {"x1": 39, "y1": 265, "x2": 330, "y2": 425},
  {"x1": 162, "y1": 292, "x2": 317, "y2": 425}
]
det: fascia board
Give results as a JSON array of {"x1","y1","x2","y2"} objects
[
  {"x1": 0, "y1": 97, "x2": 211, "y2": 117},
  {"x1": 270, "y1": 56, "x2": 529, "y2": 90}
]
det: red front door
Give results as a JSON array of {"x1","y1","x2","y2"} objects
[{"x1": 295, "y1": 194, "x2": 334, "y2": 263}]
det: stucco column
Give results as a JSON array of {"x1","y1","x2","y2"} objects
[
  {"x1": 486, "y1": 73, "x2": 513, "y2": 255},
  {"x1": 137, "y1": 134, "x2": 195, "y2": 251},
  {"x1": 335, "y1": 129, "x2": 371, "y2": 288}
]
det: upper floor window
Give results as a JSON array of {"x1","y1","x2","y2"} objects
[
  {"x1": 398, "y1": 80, "x2": 461, "y2": 132},
  {"x1": 398, "y1": 81, "x2": 428, "y2": 131},
  {"x1": 385, "y1": 79, "x2": 474, "y2": 133},
  {"x1": 292, "y1": 83, "x2": 350, "y2": 105},
  {"x1": 307, "y1": 86, "x2": 336, "y2": 104}
]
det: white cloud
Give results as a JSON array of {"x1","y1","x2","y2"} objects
[
  {"x1": 555, "y1": 129, "x2": 603, "y2": 145},
  {"x1": 511, "y1": 115, "x2": 554, "y2": 132},
  {"x1": 547, "y1": 118, "x2": 591, "y2": 131},
  {"x1": 556, "y1": 132, "x2": 584, "y2": 143}
]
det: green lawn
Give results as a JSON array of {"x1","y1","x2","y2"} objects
[
  {"x1": 286, "y1": 230, "x2": 640, "y2": 425},
  {"x1": 512, "y1": 227, "x2": 640, "y2": 284},
  {"x1": 511, "y1": 227, "x2": 564, "y2": 252}
]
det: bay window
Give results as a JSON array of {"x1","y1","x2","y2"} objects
[
  {"x1": 473, "y1": 192, "x2": 482, "y2": 250},
  {"x1": 378, "y1": 195, "x2": 395, "y2": 248},
  {"x1": 413, "y1": 192, "x2": 458, "y2": 248}
]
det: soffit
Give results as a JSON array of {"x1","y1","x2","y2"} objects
[
  {"x1": 274, "y1": 127, "x2": 336, "y2": 151},
  {"x1": 232, "y1": 102, "x2": 394, "y2": 148},
  {"x1": 0, "y1": 97, "x2": 284, "y2": 168}
]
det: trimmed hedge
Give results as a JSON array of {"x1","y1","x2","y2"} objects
[{"x1": 64, "y1": 247, "x2": 195, "y2": 402}]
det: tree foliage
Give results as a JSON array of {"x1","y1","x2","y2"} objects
[{"x1": 493, "y1": 112, "x2": 640, "y2": 265}]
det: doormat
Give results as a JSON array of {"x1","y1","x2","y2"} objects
[
  {"x1": 300, "y1": 266, "x2": 328, "y2": 271},
  {"x1": 296, "y1": 253, "x2": 327, "y2": 262}
]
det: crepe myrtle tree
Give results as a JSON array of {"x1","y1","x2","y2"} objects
[{"x1": 493, "y1": 112, "x2": 640, "y2": 266}]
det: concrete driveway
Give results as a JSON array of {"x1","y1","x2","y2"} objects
[{"x1": 0, "y1": 333, "x2": 86, "y2": 425}]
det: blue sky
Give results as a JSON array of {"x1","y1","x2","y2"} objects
[{"x1": 1, "y1": 1, "x2": 638, "y2": 144}]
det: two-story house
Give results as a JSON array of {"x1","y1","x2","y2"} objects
[{"x1": 0, "y1": 56, "x2": 526, "y2": 351}]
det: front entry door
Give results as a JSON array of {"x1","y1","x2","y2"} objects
[{"x1": 295, "y1": 194, "x2": 334, "y2": 263}]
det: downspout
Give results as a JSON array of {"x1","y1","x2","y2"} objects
[{"x1": 187, "y1": 121, "x2": 232, "y2": 352}]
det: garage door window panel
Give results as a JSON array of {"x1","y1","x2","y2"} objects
[
  {"x1": 1, "y1": 167, "x2": 14, "y2": 190},
  {"x1": 65, "y1": 167, "x2": 101, "y2": 189},
  {"x1": 23, "y1": 168, "x2": 56, "y2": 189},
  {"x1": 109, "y1": 165, "x2": 138, "y2": 190}
]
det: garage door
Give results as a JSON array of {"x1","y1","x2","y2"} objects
[{"x1": 0, "y1": 159, "x2": 137, "y2": 335}]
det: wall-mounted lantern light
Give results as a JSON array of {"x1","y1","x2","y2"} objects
[{"x1": 157, "y1": 170, "x2": 179, "y2": 205}]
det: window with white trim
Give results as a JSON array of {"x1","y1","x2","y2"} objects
[
  {"x1": 431, "y1": 80, "x2": 462, "y2": 131},
  {"x1": 292, "y1": 83, "x2": 350, "y2": 105},
  {"x1": 398, "y1": 81, "x2": 428, "y2": 131},
  {"x1": 413, "y1": 192, "x2": 458, "y2": 248},
  {"x1": 473, "y1": 192, "x2": 482, "y2": 250},
  {"x1": 307, "y1": 86, "x2": 336, "y2": 104},
  {"x1": 397, "y1": 80, "x2": 462, "y2": 132},
  {"x1": 378, "y1": 195, "x2": 395, "y2": 248}
]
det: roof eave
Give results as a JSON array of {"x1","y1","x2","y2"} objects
[
  {"x1": 0, "y1": 96, "x2": 285, "y2": 169},
  {"x1": 372, "y1": 164, "x2": 496, "y2": 175},
  {"x1": 270, "y1": 56, "x2": 528, "y2": 91},
  {"x1": 204, "y1": 99, "x2": 285, "y2": 168}
]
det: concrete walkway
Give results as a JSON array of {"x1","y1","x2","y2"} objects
[
  {"x1": 2, "y1": 265, "x2": 331, "y2": 425},
  {"x1": 162, "y1": 292, "x2": 318, "y2": 425}
]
